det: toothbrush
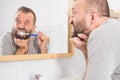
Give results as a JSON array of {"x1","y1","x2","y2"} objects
[
  {"x1": 18, "y1": 31, "x2": 38, "y2": 37},
  {"x1": 28, "y1": 33, "x2": 38, "y2": 36}
]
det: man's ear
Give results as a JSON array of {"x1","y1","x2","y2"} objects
[{"x1": 90, "y1": 11, "x2": 98, "y2": 23}]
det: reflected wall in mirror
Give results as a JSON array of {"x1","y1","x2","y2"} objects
[{"x1": 0, "y1": 0, "x2": 73, "y2": 61}]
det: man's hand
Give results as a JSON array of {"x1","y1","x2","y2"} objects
[
  {"x1": 14, "y1": 37, "x2": 30, "y2": 55},
  {"x1": 70, "y1": 33, "x2": 88, "y2": 79},
  {"x1": 37, "y1": 31, "x2": 49, "y2": 53},
  {"x1": 70, "y1": 33, "x2": 88, "y2": 56}
]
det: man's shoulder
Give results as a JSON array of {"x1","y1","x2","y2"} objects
[
  {"x1": 91, "y1": 18, "x2": 120, "y2": 35},
  {"x1": 0, "y1": 32, "x2": 12, "y2": 41}
]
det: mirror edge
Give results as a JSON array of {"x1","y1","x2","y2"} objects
[
  {"x1": 0, "y1": 53, "x2": 73, "y2": 62},
  {"x1": 0, "y1": 0, "x2": 74, "y2": 62}
]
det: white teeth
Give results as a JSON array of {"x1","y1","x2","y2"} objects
[
  {"x1": 19, "y1": 32, "x2": 24, "y2": 36},
  {"x1": 17, "y1": 31, "x2": 26, "y2": 36}
]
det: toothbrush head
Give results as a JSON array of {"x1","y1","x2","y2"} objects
[
  {"x1": 16, "y1": 30, "x2": 30, "y2": 39},
  {"x1": 17, "y1": 31, "x2": 26, "y2": 36}
]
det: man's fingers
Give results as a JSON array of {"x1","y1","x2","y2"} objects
[{"x1": 77, "y1": 34, "x2": 88, "y2": 42}]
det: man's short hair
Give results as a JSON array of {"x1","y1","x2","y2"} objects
[{"x1": 17, "y1": 6, "x2": 36, "y2": 25}]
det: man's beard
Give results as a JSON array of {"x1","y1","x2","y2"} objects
[
  {"x1": 71, "y1": 19, "x2": 87, "y2": 38},
  {"x1": 12, "y1": 28, "x2": 31, "y2": 39}
]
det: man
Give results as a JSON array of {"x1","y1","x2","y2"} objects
[
  {"x1": 70, "y1": 0, "x2": 120, "y2": 80},
  {"x1": 0, "y1": 6, "x2": 48, "y2": 55}
]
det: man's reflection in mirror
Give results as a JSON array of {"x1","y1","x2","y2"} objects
[{"x1": 0, "y1": 6, "x2": 49, "y2": 55}]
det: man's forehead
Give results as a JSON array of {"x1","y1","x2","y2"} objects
[{"x1": 16, "y1": 11, "x2": 34, "y2": 18}]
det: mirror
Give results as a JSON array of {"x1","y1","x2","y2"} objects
[
  {"x1": 108, "y1": 0, "x2": 120, "y2": 19},
  {"x1": 0, "y1": 0, "x2": 73, "y2": 61}
]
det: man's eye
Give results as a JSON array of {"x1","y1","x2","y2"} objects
[
  {"x1": 25, "y1": 22, "x2": 30, "y2": 25},
  {"x1": 15, "y1": 20, "x2": 20, "y2": 24}
]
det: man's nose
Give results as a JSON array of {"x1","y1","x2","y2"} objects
[
  {"x1": 69, "y1": 18, "x2": 74, "y2": 24},
  {"x1": 69, "y1": 13, "x2": 74, "y2": 23},
  {"x1": 19, "y1": 23, "x2": 25, "y2": 29}
]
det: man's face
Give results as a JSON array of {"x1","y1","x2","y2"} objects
[
  {"x1": 12, "y1": 11, "x2": 35, "y2": 39},
  {"x1": 70, "y1": 0, "x2": 89, "y2": 37}
]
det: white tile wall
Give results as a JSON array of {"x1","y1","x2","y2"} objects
[{"x1": 0, "y1": 49, "x2": 85, "y2": 80}]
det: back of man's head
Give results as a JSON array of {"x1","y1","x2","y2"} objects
[{"x1": 86, "y1": 0, "x2": 110, "y2": 17}]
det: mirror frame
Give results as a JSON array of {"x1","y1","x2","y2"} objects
[{"x1": 0, "y1": 0, "x2": 74, "y2": 62}]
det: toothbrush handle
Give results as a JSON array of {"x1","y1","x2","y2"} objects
[{"x1": 29, "y1": 33, "x2": 38, "y2": 36}]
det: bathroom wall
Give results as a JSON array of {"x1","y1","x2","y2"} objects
[{"x1": 0, "y1": 49, "x2": 86, "y2": 80}]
